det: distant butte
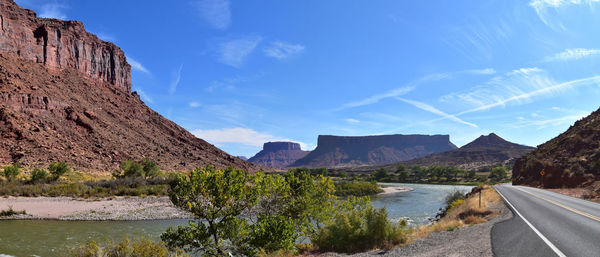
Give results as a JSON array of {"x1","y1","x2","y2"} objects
[
  {"x1": 248, "y1": 142, "x2": 309, "y2": 169},
  {"x1": 290, "y1": 134, "x2": 457, "y2": 168}
]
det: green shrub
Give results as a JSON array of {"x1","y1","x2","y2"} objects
[
  {"x1": 69, "y1": 236, "x2": 189, "y2": 257},
  {"x1": 30, "y1": 168, "x2": 49, "y2": 183},
  {"x1": 334, "y1": 181, "x2": 383, "y2": 196},
  {"x1": 120, "y1": 160, "x2": 144, "y2": 178},
  {"x1": 313, "y1": 196, "x2": 407, "y2": 253},
  {"x1": 489, "y1": 166, "x2": 508, "y2": 182},
  {"x1": 142, "y1": 159, "x2": 161, "y2": 178},
  {"x1": 48, "y1": 162, "x2": 70, "y2": 180},
  {"x1": 0, "y1": 206, "x2": 26, "y2": 216},
  {"x1": 3, "y1": 165, "x2": 20, "y2": 182},
  {"x1": 444, "y1": 190, "x2": 466, "y2": 211}
]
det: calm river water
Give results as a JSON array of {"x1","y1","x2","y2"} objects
[{"x1": 0, "y1": 183, "x2": 472, "y2": 257}]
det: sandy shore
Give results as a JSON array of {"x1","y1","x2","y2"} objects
[
  {"x1": 379, "y1": 186, "x2": 414, "y2": 195},
  {"x1": 0, "y1": 196, "x2": 192, "y2": 220}
]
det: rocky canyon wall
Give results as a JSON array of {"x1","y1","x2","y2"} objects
[{"x1": 0, "y1": 0, "x2": 131, "y2": 92}]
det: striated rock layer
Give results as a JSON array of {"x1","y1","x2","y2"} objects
[
  {"x1": 248, "y1": 142, "x2": 309, "y2": 169},
  {"x1": 291, "y1": 134, "x2": 457, "y2": 168},
  {"x1": 513, "y1": 107, "x2": 600, "y2": 189},
  {"x1": 0, "y1": 0, "x2": 258, "y2": 172},
  {"x1": 0, "y1": 0, "x2": 130, "y2": 92}
]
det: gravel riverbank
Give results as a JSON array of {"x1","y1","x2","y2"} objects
[{"x1": 0, "y1": 196, "x2": 191, "y2": 220}]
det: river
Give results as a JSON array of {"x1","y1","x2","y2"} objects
[{"x1": 0, "y1": 183, "x2": 472, "y2": 257}]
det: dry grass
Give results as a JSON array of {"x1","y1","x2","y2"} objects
[{"x1": 408, "y1": 185, "x2": 501, "y2": 243}]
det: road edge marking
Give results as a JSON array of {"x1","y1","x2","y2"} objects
[
  {"x1": 495, "y1": 186, "x2": 567, "y2": 257},
  {"x1": 516, "y1": 187, "x2": 600, "y2": 223}
]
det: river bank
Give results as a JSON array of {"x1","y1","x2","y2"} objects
[
  {"x1": 0, "y1": 196, "x2": 191, "y2": 220},
  {"x1": 379, "y1": 185, "x2": 414, "y2": 195}
]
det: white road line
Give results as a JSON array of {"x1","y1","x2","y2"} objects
[{"x1": 495, "y1": 186, "x2": 567, "y2": 257}]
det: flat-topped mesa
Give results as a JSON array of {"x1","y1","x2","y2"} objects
[
  {"x1": 248, "y1": 141, "x2": 309, "y2": 169},
  {"x1": 0, "y1": 0, "x2": 131, "y2": 92},
  {"x1": 292, "y1": 134, "x2": 457, "y2": 168},
  {"x1": 263, "y1": 141, "x2": 302, "y2": 152}
]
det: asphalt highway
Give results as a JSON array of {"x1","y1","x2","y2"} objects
[{"x1": 493, "y1": 184, "x2": 600, "y2": 257}]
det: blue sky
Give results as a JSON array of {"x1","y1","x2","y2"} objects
[{"x1": 16, "y1": 0, "x2": 600, "y2": 157}]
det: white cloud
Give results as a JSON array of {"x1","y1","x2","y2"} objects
[
  {"x1": 189, "y1": 102, "x2": 201, "y2": 108},
  {"x1": 345, "y1": 118, "x2": 360, "y2": 123},
  {"x1": 543, "y1": 48, "x2": 600, "y2": 62},
  {"x1": 169, "y1": 64, "x2": 183, "y2": 95},
  {"x1": 335, "y1": 69, "x2": 494, "y2": 111},
  {"x1": 126, "y1": 56, "x2": 149, "y2": 74},
  {"x1": 336, "y1": 86, "x2": 415, "y2": 111},
  {"x1": 196, "y1": 0, "x2": 231, "y2": 29},
  {"x1": 396, "y1": 97, "x2": 478, "y2": 128},
  {"x1": 264, "y1": 41, "x2": 305, "y2": 60},
  {"x1": 442, "y1": 67, "x2": 557, "y2": 110},
  {"x1": 465, "y1": 68, "x2": 496, "y2": 75},
  {"x1": 38, "y1": 3, "x2": 68, "y2": 20},
  {"x1": 192, "y1": 127, "x2": 306, "y2": 149},
  {"x1": 455, "y1": 74, "x2": 600, "y2": 116},
  {"x1": 218, "y1": 36, "x2": 262, "y2": 68},
  {"x1": 133, "y1": 88, "x2": 152, "y2": 103},
  {"x1": 206, "y1": 80, "x2": 236, "y2": 92},
  {"x1": 530, "y1": 0, "x2": 600, "y2": 29},
  {"x1": 513, "y1": 114, "x2": 586, "y2": 129}
]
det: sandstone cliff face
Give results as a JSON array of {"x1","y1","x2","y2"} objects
[
  {"x1": 291, "y1": 134, "x2": 457, "y2": 168},
  {"x1": 402, "y1": 133, "x2": 535, "y2": 170},
  {"x1": 0, "y1": 0, "x2": 131, "y2": 92},
  {"x1": 513, "y1": 107, "x2": 600, "y2": 189},
  {"x1": 248, "y1": 142, "x2": 309, "y2": 169},
  {"x1": 0, "y1": 0, "x2": 259, "y2": 172}
]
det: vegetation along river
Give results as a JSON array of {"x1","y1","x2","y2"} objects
[{"x1": 0, "y1": 183, "x2": 472, "y2": 257}]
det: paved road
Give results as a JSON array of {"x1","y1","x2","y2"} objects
[{"x1": 493, "y1": 184, "x2": 600, "y2": 257}]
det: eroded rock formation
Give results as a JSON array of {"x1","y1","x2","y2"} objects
[
  {"x1": 291, "y1": 134, "x2": 457, "y2": 168},
  {"x1": 0, "y1": 0, "x2": 259, "y2": 172},
  {"x1": 0, "y1": 0, "x2": 131, "y2": 92},
  {"x1": 248, "y1": 142, "x2": 309, "y2": 169}
]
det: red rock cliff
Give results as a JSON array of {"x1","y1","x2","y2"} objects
[{"x1": 0, "y1": 0, "x2": 131, "y2": 92}]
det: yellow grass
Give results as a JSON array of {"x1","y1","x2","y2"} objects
[{"x1": 407, "y1": 185, "x2": 501, "y2": 243}]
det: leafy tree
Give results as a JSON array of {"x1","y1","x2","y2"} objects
[
  {"x1": 3, "y1": 165, "x2": 20, "y2": 182},
  {"x1": 340, "y1": 171, "x2": 348, "y2": 178},
  {"x1": 489, "y1": 166, "x2": 508, "y2": 182},
  {"x1": 465, "y1": 169, "x2": 476, "y2": 179},
  {"x1": 118, "y1": 160, "x2": 145, "y2": 178},
  {"x1": 398, "y1": 170, "x2": 410, "y2": 182},
  {"x1": 30, "y1": 168, "x2": 49, "y2": 183},
  {"x1": 161, "y1": 167, "x2": 262, "y2": 256},
  {"x1": 373, "y1": 168, "x2": 389, "y2": 181},
  {"x1": 162, "y1": 167, "x2": 337, "y2": 256},
  {"x1": 395, "y1": 164, "x2": 407, "y2": 173},
  {"x1": 142, "y1": 158, "x2": 161, "y2": 178},
  {"x1": 48, "y1": 162, "x2": 70, "y2": 180}
]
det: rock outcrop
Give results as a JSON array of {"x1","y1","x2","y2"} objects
[
  {"x1": 0, "y1": 0, "x2": 131, "y2": 92},
  {"x1": 248, "y1": 142, "x2": 309, "y2": 169},
  {"x1": 402, "y1": 133, "x2": 535, "y2": 169},
  {"x1": 513, "y1": 108, "x2": 600, "y2": 189},
  {"x1": 0, "y1": 0, "x2": 259, "y2": 172},
  {"x1": 291, "y1": 134, "x2": 457, "y2": 168}
]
